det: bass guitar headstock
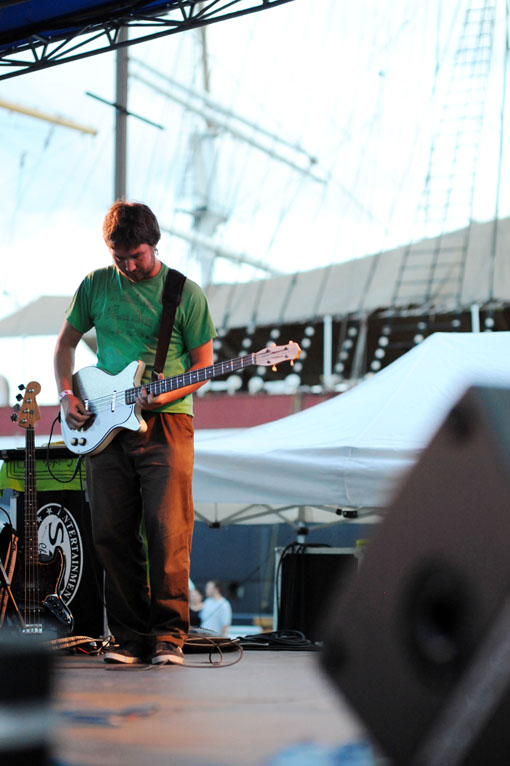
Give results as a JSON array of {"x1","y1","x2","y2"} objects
[
  {"x1": 12, "y1": 381, "x2": 41, "y2": 430},
  {"x1": 253, "y1": 341, "x2": 301, "y2": 372}
]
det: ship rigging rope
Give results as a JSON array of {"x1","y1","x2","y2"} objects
[
  {"x1": 357, "y1": 3, "x2": 465, "y2": 313},
  {"x1": 360, "y1": 0, "x2": 467, "y2": 313},
  {"x1": 55, "y1": 128, "x2": 110, "y2": 212},
  {"x1": 9, "y1": 125, "x2": 54, "y2": 232},
  {"x1": 487, "y1": 0, "x2": 509, "y2": 303},
  {"x1": 142, "y1": 34, "x2": 191, "y2": 206}
]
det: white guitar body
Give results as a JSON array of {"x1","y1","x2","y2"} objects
[{"x1": 61, "y1": 360, "x2": 147, "y2": 456}]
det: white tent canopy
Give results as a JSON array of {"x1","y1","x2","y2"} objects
[{"x1": 193, "y1": 332, "x2": 510, "y2": 524}]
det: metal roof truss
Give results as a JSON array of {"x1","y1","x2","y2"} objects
[{"x1": 0, "y1": 0, "x2": 293, "y2": 81}]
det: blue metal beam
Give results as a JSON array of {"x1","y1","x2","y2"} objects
[{"x1": 0, "y1": 0, "x2": 294, "y2": 80}]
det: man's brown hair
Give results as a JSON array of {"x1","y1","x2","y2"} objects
[{"x1": 102, "y1": 200, "x2": 161, "y2": 249}]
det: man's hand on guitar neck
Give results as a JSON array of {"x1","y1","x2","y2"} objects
[
  {"x1": 60, "y1": 393, "x2": 92, "y2": 430},
  {"x1": 136, "y1": 340, "x2": 215, "y2": 410},
  {"x1": 136, "y1": 373, "x2": 166, "y2": 411},
  {"x1": 135, "y1": 371, "x2": 190, "y2": 410}
]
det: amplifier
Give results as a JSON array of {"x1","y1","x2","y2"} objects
[{"x1": 276, "y1": 545, "x2": 358, "y2": 642}]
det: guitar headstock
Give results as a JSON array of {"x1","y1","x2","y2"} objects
[
  {"x1": 13, "y1": 381, "x2": 41, "y2": 430},
  {"x1": 253, "y1": 341, "x2": 301, "y2": 370}
]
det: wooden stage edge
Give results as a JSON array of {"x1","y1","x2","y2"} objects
[{"x1": 48, "y1": 650, "x2": 369, "y2": 766}]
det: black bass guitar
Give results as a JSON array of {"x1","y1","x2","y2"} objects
[{"x1": 8, "y1": 382, "x2": 73, "y2": 637}]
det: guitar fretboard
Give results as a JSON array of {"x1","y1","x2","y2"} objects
[
  {"x1": 24, "y1": 423, "x2": 41, "y2": 629},
  {"x1": 125, "y1": 354, "x2": 255, "y2": 404},
  {"x1": 24, "y1": 426, "x2": 39, "y2": 566}
]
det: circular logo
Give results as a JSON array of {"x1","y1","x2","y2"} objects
[{"x1": 37, "y1": 503, "x2": 83, "y2": 605}]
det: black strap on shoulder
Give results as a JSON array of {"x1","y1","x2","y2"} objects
[{"x1": 152, "y1": 268, "x2": 186, "y2": 381}]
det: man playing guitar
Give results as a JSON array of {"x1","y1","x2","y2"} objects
[{"x1": 54, "y1": 200, "x2": 216, "y2": 665}]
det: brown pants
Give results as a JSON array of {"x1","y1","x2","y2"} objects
[{"x1": 85, "y1": 412, "x2": 194, "y2": 648}]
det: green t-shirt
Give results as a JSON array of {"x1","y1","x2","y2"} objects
[{"x1": 66, "y1": 263, "x2": 217, "y2": 415}]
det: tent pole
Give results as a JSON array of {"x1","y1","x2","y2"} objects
[
  {"x1": 471, "y1": 304, "x2": 480, "y2": 332},
  {"x1": 351, "y1": 313, "x2": 368, "y2": 380},
  {"x1": 296, "y1": 506, "x2": 309, "y2": 544},
  {"x1": 323, "y1": 315, "x2": 333, "y2": 389}
]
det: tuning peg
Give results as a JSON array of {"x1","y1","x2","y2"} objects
[
  {"x1": 290, "y1": 360, "x2": 294, "y2": 367},
  {"x1": 18, "y1": 383, "x2": 25, "y2": 391},
  {"x1": 10, "y1": 413, "x2": 18, "y2": 422},
  {"x1": 13, "y1": 403, "x2": 20, "y2": 412},
  {"x1": 16, "y1": 392, "x2": 23, "y2": 401},
  {"x1": 272, "y1": 365, "x2": 277, "y2": 372}
]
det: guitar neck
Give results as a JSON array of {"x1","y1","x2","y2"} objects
[
  {"x1": 24, "y1": 426, "x2": 39, "y2": 567},
  {"x1": 126, "y1": 354, "x2": 256, "y2": 404}
]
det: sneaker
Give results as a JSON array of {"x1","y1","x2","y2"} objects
[
  {"x1": 104, "y1": 641, "x2": 145, "y2": 664},
  {"x1": 152, "y1": 641, "x2": 184, "y2": 666}
]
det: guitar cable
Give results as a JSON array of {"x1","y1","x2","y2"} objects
[
  {"x1": 65, "y1": 461, "x2": 246, "y2": 668},
  {"x1": 14, "y1": 432, "x2": 319, "y2": 661},
  {"x1": 43, "y1": 414, "x2": 84, "y2": 485},
  {"x1": 38, "y1": 418, "x2": 307, "y2": 664},
  {"x1": 3, "y1": 409, "x2": 238, "y2": 663}
]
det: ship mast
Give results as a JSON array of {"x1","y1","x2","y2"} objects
[
  {"x1": 188, "y1": 15, "x2": 226, "y2": 285},
  {"x1": 114, "y1": 27, "x2": 129, "y2": 200}
]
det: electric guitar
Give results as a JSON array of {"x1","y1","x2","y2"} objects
[
  {"x1": 61, "y1": 341, "x2": 301, "y2": 456},
  {"x1": 10, "y1": 382, "x2": 74, "y2": 636}
]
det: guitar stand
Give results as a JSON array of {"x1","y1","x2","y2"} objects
[{"x1": 0, "y1": 557, "x2": 27, "y2": 631}]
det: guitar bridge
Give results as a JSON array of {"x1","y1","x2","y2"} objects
[{"x1": 23, "y1": 624, "x2": 43, "y2": 634}]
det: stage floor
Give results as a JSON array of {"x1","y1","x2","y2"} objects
[{"x1": 49, "y1": 648, "x2": 369, "y2": 766}]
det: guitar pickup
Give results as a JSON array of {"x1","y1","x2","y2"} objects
[{"x1": 111, "y1": 390, "x2": 117, "y2": 412}]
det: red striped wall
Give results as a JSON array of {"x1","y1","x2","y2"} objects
[{"x1": 0, "y1": 392, "x2": 335, "y2": 437}]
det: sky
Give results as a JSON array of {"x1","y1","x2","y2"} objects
[{"x1": 0, "y1": 0, "x2": 509, "y2": 406}]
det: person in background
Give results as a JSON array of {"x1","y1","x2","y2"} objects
[
  {"x1": 189, "y1": 587, "x2": 204, "y2": 628},
  {"x1": 200, "y1": 580, "x2": 232, "y2": 636}
]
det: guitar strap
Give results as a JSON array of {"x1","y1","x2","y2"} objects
[{"x1": 152, "y1": 267, "x2": 187, "y2": 381}]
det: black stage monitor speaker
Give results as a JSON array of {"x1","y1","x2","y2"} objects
[
  {"x1": 320, "y1": 386, "x2": 510, "y2": 766},
  {"x1": 0, "y1": 637, "x2": 54, "y2": 765}
]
